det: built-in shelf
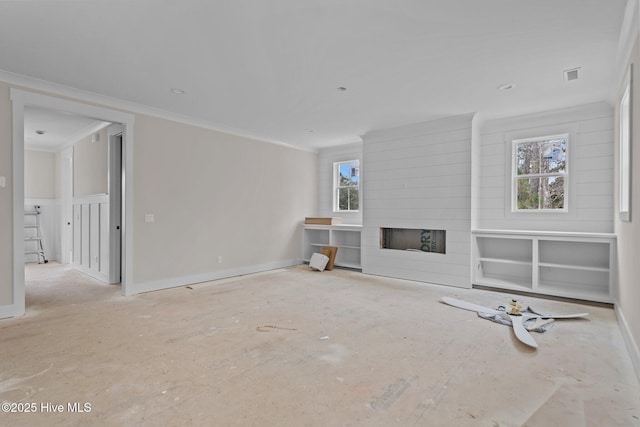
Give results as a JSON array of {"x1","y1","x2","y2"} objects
[
  {"x1": 303, "y1": 224, "x2": 362, "y2": 269},
  {"x1": 472, "y1": 229, "x2": 615, "y2": 303}
]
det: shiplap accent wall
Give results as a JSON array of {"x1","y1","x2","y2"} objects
[
  {"x1": 317, "y1": 142, "x2": 363, "y2": 224},
  {"x1": 73, "y1": 194, "x2": 110, "y2": 282},
  {"x1": 476, "y1": 102, "x2": 614, "y2": 233},
  {"x1": 361, "y1": 114, "x2": 473, "y2": 288}
]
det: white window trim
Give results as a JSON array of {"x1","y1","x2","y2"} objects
[
  {"x1": 511, "y1": 134, "x2": 569, "y2": 213},
  {"x1": 619, "y1": 64, "x2": 632, "y2": 222},
  {"x1": 333, "y1": 159, "x2": 360, "y2": 212}
]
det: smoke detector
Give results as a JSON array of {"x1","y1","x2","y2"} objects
[{"x1": 563, "y1": 68, "x2": 581, "y2": 82}]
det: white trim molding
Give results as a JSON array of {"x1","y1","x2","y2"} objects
[
  {"x1": 73, "y1": 194, "x2": 109, "y2": 205},
  {"x1": 128, "y1": 259, "x2": 302, "y2": 296},
  {"x1": 10, "y1": 88, "x2": 135, "y2": 315},
  {"x1": 615, "y1": 304, "x2": 640, "y2": 382},
  {"x1": 24, "y1": 198, "x2": 59, "y2": 206},
  {"x1": 0, "y1": 304, "x2": 16, "y2": 320},
  {"x1": 0, "y1": 69, "x2": 313, "y2": 153}
]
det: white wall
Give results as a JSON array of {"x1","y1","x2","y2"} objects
[
  {"x1": 317, "y1": 142, "x2": 362, "y2": 224},
  {"x1": 614, "y1": 31, "x2": 640, "y2": 378},
  {"x1": 74, "y1": 127, "x2": 108, "y2": 197},
  {"x1": 476, "y1": 102, "x2": 614, "y2": 233},
  {"x1": 0, "y1": 83, "x2": 12, "y2": 309},
  {"x1": 23, "y1": 200, "x2": 59, "y2": 263},
  {"x1": 361, "y1": 114, "x2": 473, "y2": 288},
  {"x1": 131, "y1": 114, "x2": 317, "y2": 292},
  {"x1": 24, "y1": 150, "x2": 60, "y2": 263},
  {"x1": 24, "y1": 150, "x2": 56, "y2": 199},
  {"x1": 0, "y1": 80, "x2": 319, "y2": 315}
]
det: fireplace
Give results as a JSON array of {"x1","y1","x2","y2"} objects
[{"x1": 380, "y1": 228, "x2": 446, "y2": 254}]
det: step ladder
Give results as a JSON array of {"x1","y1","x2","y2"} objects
[{"x1": 24, "y1": 205, "x2": 48, "y2": 264}]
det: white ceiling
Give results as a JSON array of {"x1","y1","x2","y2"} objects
[
  {"x1": 24, "y1": 106, "x2": 110, "y2": 151},
  {"x1": 0, "y1": 1, "x2": 628, "y2": 151}
]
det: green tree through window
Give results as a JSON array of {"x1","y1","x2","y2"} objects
[{"x1": 514, "y1": 135, "x2": 567, "y2": 211}]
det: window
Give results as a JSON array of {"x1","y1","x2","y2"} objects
[
  {"x1": 334, "y1": 160, "x2": 360, "y2": 211},
  {"x1": 512, "y1": 134, "x2": 568, "y2": 212},
  {"x1": 619, "y1": 64, "x2": 632, "y2": 222}
]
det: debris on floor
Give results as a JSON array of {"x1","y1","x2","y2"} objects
[
  {"x1": 441, "y1": 296, "x2": 589, "y2": 349},
  {"x1": 256, "y1": 325, "x2": 298, "y2": 332},
  {"x1": 309, "y1": 253, "x2": 329, "y2": 271},
  {"x1": 478, "y1": 311, "x2": 556, "y2": 332}
]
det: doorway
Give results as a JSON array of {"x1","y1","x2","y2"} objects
[{"x1": 11, "y1": 89, "x2": 135, "y2": 316}]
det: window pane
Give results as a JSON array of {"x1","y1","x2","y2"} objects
[
  {"x1": 541, "y1": 176, "x2": 564, "y2": 209},
  {"x1": 516, "y1": 142, "x2": 540, "y2": 175},
  {"x1": 339, "y1": 162, "x2": 359, "y2": 187},
  {"x1": 541, "y1": 138, "x2": 566, "y2": 174},
  {"x1": 338, "y1": 188, "x2": 359, "y2": 211},
  {"x1": 517, "y1": 177, "x2": 565, "y2": 210},
  {"x1": 517, "y1": 177, "x2": 540, "y2": 209}
]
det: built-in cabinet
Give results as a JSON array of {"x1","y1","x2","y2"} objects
[
  {"x1": 472, "y1": 230, "x2": 615, "y2": 303},
  {"x1": 302, "y1": 224, "x2": 362, "y2": 269}
]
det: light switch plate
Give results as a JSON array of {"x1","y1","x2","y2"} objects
[
  {"x1": 0, "y1": 176, "x2": 5, "y2": 188},
  {"x1": 144, "y1": 214, "x2": 154, "y2": 223}
]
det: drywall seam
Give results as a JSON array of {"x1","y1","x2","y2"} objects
[
  {"x1": 615, "y1": 303, "x2": 640, "y2": 381},
  {"x1": 126, "y1": 259, "x2": 303, "y2": 296}
]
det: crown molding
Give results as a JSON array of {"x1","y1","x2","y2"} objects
[{"x1": 0, "y1": 69, "x2": 315, "y2": 153}]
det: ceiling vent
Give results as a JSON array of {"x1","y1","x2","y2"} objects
[{"x1": 564, "y1": 68, "x2": 581, "y2": 82}]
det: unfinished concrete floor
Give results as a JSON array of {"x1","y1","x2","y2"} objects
[{"x1": 1, "y1": 262, "x2": 638, "y2": 427}]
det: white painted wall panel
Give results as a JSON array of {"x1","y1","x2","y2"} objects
[
  {"x1": 81, "y1": 204, "x2": 90, "y2": 267},
  {"x1": 90, "y1": 203, "x2": 100, "y2": 271},
  {"x1": 99, "y1": 203, "x2": 109, "y2": 276},
  {"x1": 476, "y1": 102, "x2": 614, "y2": 233},
  {"x1": 73, "y1": 195, "x2": 109, "y2": 282},
  {"x1": 73, "y1": 204, "x2": 81, "y2": 265},
  {"x1": 362, "y1": 114, "x2": 473, "y2": 288}
]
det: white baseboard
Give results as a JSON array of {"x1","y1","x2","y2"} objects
[
  {"x1": 126, "y1": 259, "x2": 303, "y2": 296},
  {"x1": 72, "y1": 264, "x2": 110, "y2": 284},
  {"x1": 0, "y1": 304, "x2": 16, "y2": 320},
  {"x1": 615, "y1": 304, "x2": 640, "y2": 382}
]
